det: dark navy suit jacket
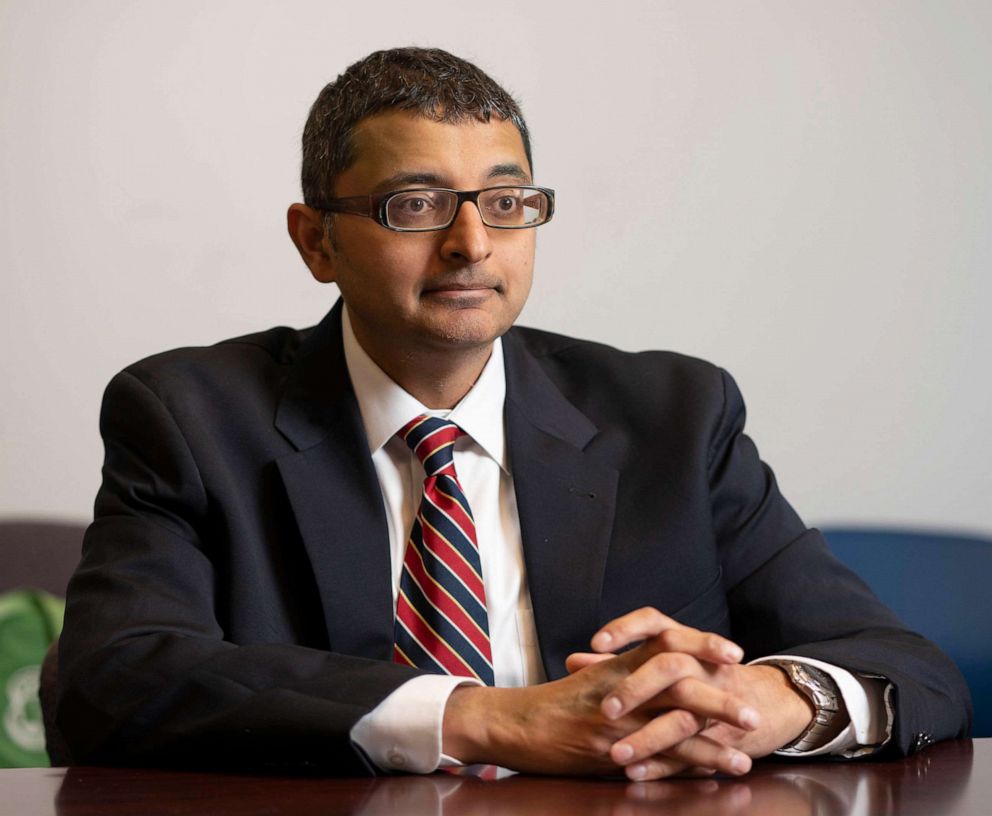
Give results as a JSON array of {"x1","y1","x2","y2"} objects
[{"x1": 57, "y1": 303, "x2": 971, "y2": 773}]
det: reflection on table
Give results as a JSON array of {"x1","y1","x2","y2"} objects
[{"x1": 0, "y1": 738, "x2": 984, "y2": 816}]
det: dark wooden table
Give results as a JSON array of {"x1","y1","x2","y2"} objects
[{"x1": 1, "y1": 739, "x2": 986, "y2": 815}]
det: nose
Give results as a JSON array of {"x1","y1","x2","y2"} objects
[{"x1": 439, "y1": 201, "x2": 493, "y2": 264}]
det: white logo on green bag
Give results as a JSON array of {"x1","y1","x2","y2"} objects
[{"x1": 3, "y1": 665, "x2": 44, "y2": 753}]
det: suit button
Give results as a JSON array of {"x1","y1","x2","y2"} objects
[{"x1": 911, "y1": 732, "x2": 934, "y2": 754}]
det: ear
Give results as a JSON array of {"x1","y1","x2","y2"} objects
[{"x1": 287, "y1": 203, "x2": 336, "y2": 283}]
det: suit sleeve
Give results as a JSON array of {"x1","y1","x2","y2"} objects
[
  {"x1": 56, "y1": 369, "x2": 418, "y2": 774},
  {"x1": 707, "y1": 368, "x2": 972, "y2": 755}
]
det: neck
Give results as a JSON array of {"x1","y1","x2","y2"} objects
[
  {"x1": 351, "y1": 325, "x2": 493, "y2": 409},
  {"x1": 391, "y1": 347, "x2": 493, "y2": 409}
]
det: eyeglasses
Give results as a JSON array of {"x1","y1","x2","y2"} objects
[{"x1": 312, "y1": 186, "x2": 555, "y2": 232}]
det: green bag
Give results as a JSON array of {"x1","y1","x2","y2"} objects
[{"x1": 0, "y1": 589, "x2": 64, "y2": 767}]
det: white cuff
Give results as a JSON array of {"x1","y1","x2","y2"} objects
[
  {"x1": 349, "y1": 674, "x2": 482, "y2": 772},
  {"x1": 750, "y1": 655, "x2": 891, "y2": 757}
]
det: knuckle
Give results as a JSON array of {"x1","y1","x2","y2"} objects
[
  {"x1": 620, "y1": 671, "x2": 655, "y2": 704},
  {"x1": 622, "y1": 673, "x2": 646, "y2": 699},
  {"x1": 668, "y1": 677, "x2": 696, "y2": 704},
  {"x1": 641, "y1": 607, "x2": 663, "y2": 628},
  {"x1": 672, "y1": 709, "x2": 703, "y2": 739},
  {"x1": 669, "y1": 652, "x2": 697, "y2": 675}
]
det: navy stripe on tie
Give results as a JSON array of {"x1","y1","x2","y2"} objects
[{"x1": 398, "y1": 550, "x2": 493, "y2": 679}]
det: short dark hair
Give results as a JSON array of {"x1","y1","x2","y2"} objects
[{"x1": 300, "y1": 47, "x2": 532, "y2": 206}]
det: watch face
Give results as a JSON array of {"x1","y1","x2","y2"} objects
[{"x1": 779, "y1": 662, "x2": 840, "y2": 714}]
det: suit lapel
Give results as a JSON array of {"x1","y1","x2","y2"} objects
[
  {"x1": 503, "y1": 331, "x2": 619, "y2": 680},
  {"x1": 274, "y1": 304, "x2": 395, "y2": 661}
]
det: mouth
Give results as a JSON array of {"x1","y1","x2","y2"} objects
[{"x1": 422, "y1": 278, "x2": 502, "y2": 297}]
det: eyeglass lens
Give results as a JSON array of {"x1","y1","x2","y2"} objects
[{"x1": 385, "y1": 188, "x2": 550, "y2": 230}]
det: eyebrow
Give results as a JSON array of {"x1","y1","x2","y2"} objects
[
  {"x1": 487, "y1": 163, "x2": 531, "y2": 183},
  {"x1": 371, "y1": 172, "x2": 445, "y2": 193},
  {"x1": 370, "y1": 164, "x2": 532, "y2": 194}
]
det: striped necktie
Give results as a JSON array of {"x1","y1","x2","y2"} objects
[{"x1": 392, "y1": 415, "x2": 495, "y2": 685}]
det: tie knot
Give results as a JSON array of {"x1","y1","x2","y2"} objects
[{"x1": 398, "y1": 415, "x2": 464, "y2": 476}]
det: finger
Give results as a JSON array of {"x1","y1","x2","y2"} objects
[
  {"x1": 644, "y1": 626, "x2": 745, "y2": 665},
  {"x1": 592, "y1": 607, "x2": 743, "y2": 664},
  {"x1": 622, "y1": 753, "x2": 691, "y2": 781},
  {"x1": 666, "y1": 677, "x2": 759, "y2": 731},
  {"x1": 663, "y1": 734, "x2": 752, "y2": 777},
  {"x1": 605, "y1": 673, "x2": 760, "y2": 732},
  {"x1": 624, "y1": 754, "x2": 689, "y2": 782},
  {"x1": 601, "y1": 652, "x2": 707, "y2": 719},
  {"x1": 565, "y1": 652, "x2": 613, "y2": 674},
  {"x1": 680, "y1": 766, "x2": 718, "y2": 778},
  {"x1": 621, "y1": 733, "x2": 751, "y2": 781},
  {"x1": 611, "y1": 710, "x2": 752, "y2": 774},
  {"x1": 602, "y1": 652, "x2": 700, "y2": 719},
  {"x1": 591, "y1": 607, "x2": 685, "y2": 653},
  {"x1": 610, "y1": 707, "x2": 707, "y2": 765}
]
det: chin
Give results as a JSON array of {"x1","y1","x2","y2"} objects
[{"x1": 422, "y1": 313, "x2": 510, "y2": 349}]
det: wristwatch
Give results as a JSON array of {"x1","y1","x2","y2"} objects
[{"x1": 771, "y1": 661, "x2": 844, "y2": 753}]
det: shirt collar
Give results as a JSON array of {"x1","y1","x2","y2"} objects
[{"x1": 341, "y1": 308, "x2": 508, "y2": 471}]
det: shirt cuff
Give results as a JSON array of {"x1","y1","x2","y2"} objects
[
  {"x1": 349, "y1": 674, "x2": 482, "y2": 772},
  {"x1": 750, "y1": 655, "x2": 892, "y2": 757}
]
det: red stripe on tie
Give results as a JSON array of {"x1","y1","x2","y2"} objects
[
  {"x1": 427, "y1": 482, "x2": 477, "y2": 542},
  {"x1": 420, "y1": 516, "x2": 487, "y2": 606},
  {"x1": 396, "y1": 593, "x2": 479, "y2": 679},
  {"x1": 404, "y1": 539, "x2": 493, "y2": 662},
  {"x1": 413, "y1": 425, "x2": 460, "y2": 459}
]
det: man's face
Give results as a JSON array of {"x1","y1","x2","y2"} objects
[{"x1": 316, "y1": 110, "x2": 536, "y2": 362}]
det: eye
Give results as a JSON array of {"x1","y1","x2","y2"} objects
[
  {"x1": 484, "y1": 190, "x2": 524, "y2": 221},
  {"x1": 385, "y1": 190, "x2": 452, "y2": 229},
  {"x1": 393, "y1": 193, "x2": 437, "y2": 214},
  {"x1": 496, "y1": 195, "x2": 518, "y2": 212}
]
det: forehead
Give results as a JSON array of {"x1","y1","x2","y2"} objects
[{"x1": 340, "y1": 110, "x2": 531, "y2": 194}]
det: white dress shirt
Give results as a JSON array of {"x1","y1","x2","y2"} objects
[
  {"x1": 343, "y1": 311, "x2": 543, "y2": 771},
  {"x1": 340, "y1": 311, "x2": 888, "y2": 772}
]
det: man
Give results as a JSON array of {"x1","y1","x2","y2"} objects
[{"x1": 57, "y1": 47, "x2": 970, "y2": 779}]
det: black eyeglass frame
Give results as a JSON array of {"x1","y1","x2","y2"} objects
[{"x1": 311, "y1": 186, "x2": 555, "y2": 232}]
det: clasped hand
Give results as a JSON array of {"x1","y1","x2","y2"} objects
[
  {"x1": 443, "y1": 607, "x2": 814, "y2": 780},
  {"x1": 565, "y1": 607, "x2": 815, "y2": 780}
]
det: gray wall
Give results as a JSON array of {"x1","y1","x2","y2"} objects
[{"x1": 3, "y1": 1, "x2": 990, "y2": 533}]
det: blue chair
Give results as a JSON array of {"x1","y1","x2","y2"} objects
[{"x1": 821, "y1": 527, "x2": 992, "y2": 738}]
